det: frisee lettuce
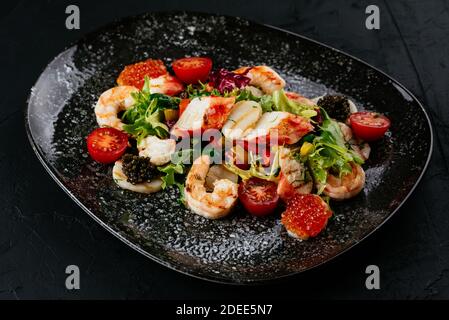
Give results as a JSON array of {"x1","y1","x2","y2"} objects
[
  {"x1": 303, "y1": 108, "x2": 364, "y2": 193},
  {"x1": 234, "y1": 89, "x2": 317, "y2": 117},
  {"x1": 224, "y1": 150, "x2": 280, "y2": 182},
  {"x1": 185, "y1": 82, "x2": 221, "y2": 99},
  {"x1": 121, "y1": 76, "x2": 180, "y2": 142},
  {"x1": 157, "y1": 148, "x2": 194, "y2": 204},
  {"x1": 234, "y1": 89, "x2": 275, "y2": 112}
]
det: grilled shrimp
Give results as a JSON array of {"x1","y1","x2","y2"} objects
[
  {"x1": 95, "y1": 86, "x2": 138, "y2": 130},
  {"x1": 277, "y1": 147, "x2": 313, "y2": 201},
  {"x1": 149, "y1": 74, "x2": 183, "y2": 96},
  {"x1": 138, "y1": 136, "x2": 176, "y2": 166},
  {"x1": 112, "y1": 160, "x2": 163, "y2": 194},
  {"x1": 185, "y1": 155, "x2": 238, "y2": 219},
  {"x1": 285, "y1": 92, "x2": 316, "y2": 107},
  {"x1": 234, "y1": 66, "x2": 285, "y2": 94},
  {"x1": 323, "y1": 162, "x2": 365, "y2": 200},
  {"x1": 338, "y1": 122, "x2": 371, "y2": 161}
]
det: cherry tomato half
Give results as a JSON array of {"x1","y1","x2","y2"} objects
[
  {"x1": 349, "y1": 111, "x2": 391, "y2": 141},
  {"x1": 87, "y1": 128, "x2": 128, "y2": 164},
  {"x1": 238, "y1": 177, "x2": 279, "y2": 217},
  {"x1": 172, "y1": 57, "x2": 212, "y2": 84}
]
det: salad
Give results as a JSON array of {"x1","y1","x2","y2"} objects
[{"x1": 87, "y1": 57, "x2": 391, "y2": 240}]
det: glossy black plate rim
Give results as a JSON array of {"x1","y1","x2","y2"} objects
[{"x1": 25, "y1": 11, "x2": 434, "y2": 285}]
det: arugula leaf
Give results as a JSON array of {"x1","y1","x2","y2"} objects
[{"x1": 185, "y1": 82, "x2": 221, "y2": 99}]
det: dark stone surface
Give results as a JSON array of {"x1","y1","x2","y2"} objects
[{"x1": 1, "y1": 0, "x2": 448, "y2": 298}]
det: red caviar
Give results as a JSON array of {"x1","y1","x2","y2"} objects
[
  {"x1": 281, "y1": 194, "x2": 333, "y2": 240},
  {"x1": 117, "y1": 59, "x2": 167, "y2": 89}
]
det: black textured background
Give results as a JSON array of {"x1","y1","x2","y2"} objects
[{"x1": 1, "y1": 0, "x2": 448, "y2": 299}]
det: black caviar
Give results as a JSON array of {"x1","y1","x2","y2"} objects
[
  {"x1": 317, "y1": 95, "x2": 351, "y2": 122},
  {"x1": 121, "y1": 154, "x2": 158, "y2": 184}
]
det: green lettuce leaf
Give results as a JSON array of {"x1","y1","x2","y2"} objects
[
  {"x1": 304, "y1": 108, "x2": 364, "y2": 193},
  {"x1": 157, "y1": 149, "x2": 194, "y2": 204},
  {"x1": 121, "y1": 76, "x2": 179, "y2": 142},
  {"x1": 271, "y1": 89, "x2": 317, "y2": 118},
  {"x1": 234, "y1": 88, "x2": 275, "y2": 112}
]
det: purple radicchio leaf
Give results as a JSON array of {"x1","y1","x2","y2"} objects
[{"x1": 209, "y1": 68, "x2": 251, "y2": 94}]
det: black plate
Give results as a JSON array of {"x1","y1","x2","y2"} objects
[{"x1": 25, "y1": 12, "x2": 432, "y2": 284}]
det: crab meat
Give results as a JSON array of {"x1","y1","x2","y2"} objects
[
  {"x1": 244, "y1": 111, "x2": 313, "y2": 145},
  {"x1": 222, "y1": 100, "x2": 262, "y2": 140},
  {"x1": 138, "y1": 136, "x2": 176, "y2": 166},
  {"x1": 149, "y1": 74, "x2": 184, "y2": 96},
  {"x1": 171, "y1": 96, "x2": 235, "y2": 136}
]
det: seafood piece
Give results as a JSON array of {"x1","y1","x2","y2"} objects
[
  {"x1": 112, "y1": 160, "x2": 163, "y2": 194},
  {"x1": 185, "y1": 155, "x2": 238, "y2": 219},
  {"x1": 244, "y1": 111, "x2": 313, "y2": 145},
  {"x1": 149, "y1": 74, "x2": 184, "y2": 96},
  {"x1": 95, "y1": 86, "x2": 138, "y2": 130},
  {"x1": 224, "y1": 144, "x2": 249, "y2": 170},
  {"x1": 350, "y1": 141, "x2": 371, "y2": 161},
  {"x1": 234, "y1": 66, "x2": 285, "y2": 94},
  {"x1": 323, "y1": 162, "x2": 365, "y2": 200},
  {"x1": 285, "y1": 91, "x2": 316, "y2": 107},
  {"x1": 311, "y1": 95, "x2": 358, "y2": 114},
  {"x1": 282, "y1": 194, "x2": 333, "y2": 240},
  {"x1": 246, "y1": 85, "x2": 263, "y2": 98},
  {"x1": 117, "y1": 59, "x2": 167, "y2": 89},
  {"x1": 171, "y1": 96, "x2": 235, "y2": 136},
  {"x1": 339, "y1": 122, "x2": 353, "y2": 142},
  {"x1": 338, "y1": 122, "x2": 371, "y2": 161},
  {"x1": 277, "y1": 147, "x2": 313, "y2": 201},
  {"x1": 205, "y1": 164, "x2": 238, "y2": 192},
  {"x1": 138, "y1": 136, "x2": 176, "y2": 166},
  {"x1": 222, "y1": 100, "x2": 262, "y2": 139}
]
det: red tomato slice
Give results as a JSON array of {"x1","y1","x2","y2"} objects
[
  {"x1": 172, "y1": 57, "x2": 212, "y2": 84},
  {"x1": 281, "y1": 194, "x2": 333, "y2": 240},
  {"x1": 117, "y1": 59, "x2": 167, "y2": 89},
  {"x1": 349, "y1": 111, "x2": 391, "y2": 141},
  {"x1": 178, "y1": 98, "x2": 191, "y2": 116},
  {"x1": 238, "y1": 178, "x2": 279, "y2": 216},
  {"x1": 87, "y1": 128, "x2": 128, "y2": 164}
]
